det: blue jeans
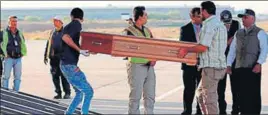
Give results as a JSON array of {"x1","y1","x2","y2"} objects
[
  {"x1": 60, "y1": 63, "x2": 94, "y2": 114},
  {"x1": 1, "y1": 57, "x2": 22, "y2": 92}
]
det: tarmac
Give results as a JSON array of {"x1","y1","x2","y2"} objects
[{"x1": 10, "y1": 40, "x2": 268, "y2": 114}]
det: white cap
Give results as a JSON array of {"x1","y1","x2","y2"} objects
[{"x1": 53, "y1": 16, "x2": 63, "y2": 22}]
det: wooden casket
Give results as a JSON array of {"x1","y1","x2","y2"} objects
[{"x1": 80, "y1": 31, "x2": 198, "y2": 65}]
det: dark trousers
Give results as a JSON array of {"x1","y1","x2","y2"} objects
[
  {"x1": 218, "y1": 71, "x2": 240, "y2": 114},
  {"x1": 236, "y1": 68, "x2": 261, "y2": 114},
  {"x1": 229, "y1": 69, "x2": 240, "y2": 114},
  {"x1": 217, "y1": 74, "x2": 227, "y2": 114},
  {"x1": 50, "y1": 59, "x2": 71, "y2": 95},
  {"x1": 218, "y1": 60, "x2": 240, "y2": 115},
  {"x1": 0, "y1": 58, "x2": 3, "y2": 84},
  {"x1": 182, "y1": 67, "x2": 202, "y2": 114}
]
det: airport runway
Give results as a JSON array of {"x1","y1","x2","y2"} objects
[{"x1": 5, "y1": 40, "x2": 268, "y2": 114}]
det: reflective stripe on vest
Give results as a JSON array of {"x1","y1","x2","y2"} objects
[
  {"x1": 45, "y1": 30, "x2": 54, "y2": 59},
  {"x1": 125, "y1": 26, "x2": 152, "y2": 64},
  {"x1": 1, "y1": 29, "x2": 27, "y2": 57}
]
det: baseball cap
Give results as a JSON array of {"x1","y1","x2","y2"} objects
[
  {"x1": 238, "y1": 9, "x2": 255, "y2": 18},
  {"x1": 220, "y1": 10, "x2": 232, "y2": 24}
]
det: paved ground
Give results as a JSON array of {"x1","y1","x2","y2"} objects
[{"x1": 10, "y1": 40, "x2": 268, "y2": 114}]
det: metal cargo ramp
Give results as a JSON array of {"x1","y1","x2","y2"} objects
[{"x1": 0, "y1": 88, "x2": 101, "y2": 114}]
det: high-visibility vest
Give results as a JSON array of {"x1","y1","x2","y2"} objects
[
  {"x1": 125, "y1": 25, "x2": 152, "y2": 64},
  {"x1": 45, "y1": 29, "x2": 54, "y2": 59},
  {"x1": 1, "y1": 29, "x2": 27, "y2": 57}
]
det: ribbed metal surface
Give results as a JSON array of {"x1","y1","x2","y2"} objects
[{"x1": 0, "y1": 88, "x2": 101, "y2": 115}]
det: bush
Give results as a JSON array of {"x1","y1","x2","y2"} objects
[
  {"x1": 148, "y1": 10, "x2": 183, "y2": 20},
  {"x1": 62, "y1": 16, "x2": 71, "y2": 23},
  {"x1": 167, "y1": 10, "x2": 182, "y2": 19},
  {"x1": 24, "y1": 16, "x2": 42, "y2": 22},
  {"x1": 148, "y1": 12, "x2": 169, "y2": 20}
]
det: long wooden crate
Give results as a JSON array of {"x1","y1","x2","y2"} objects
[{"x1": 80, "y1": 31, "x2": 198, "y2": 65}]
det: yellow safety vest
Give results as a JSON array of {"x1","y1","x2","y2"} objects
[{"x1": 125, "y1": 25, "x2": 152, "y2": 64}]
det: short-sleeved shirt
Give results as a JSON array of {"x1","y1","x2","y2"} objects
[
  {"x1": 60, "y1": 20, "x2": 82, "y2": 65},
  {"x1": 198, "y1": 16, "x2": 227, "y2": 69}
]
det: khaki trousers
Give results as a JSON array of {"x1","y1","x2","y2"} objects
[
  {"x1": 127, "y1": 62, "x2": 156, "y2": 114},
  {"x1": 196, "y1": 67, "x2": 226, "y2": 114}
]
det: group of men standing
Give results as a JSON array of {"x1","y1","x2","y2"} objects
[
  {"x1": 122, "y1": 1, "x2": 268, "y2": 115},
  {"x1": 179, "y1": 5, "x2": 240, "y2": 115},
  {"x1": 178, "y1": 1, "x2": 268, "y2": 115},
  {"x1": 1, "y1": 1, "x2": 267, "y2": 114},
  {"x1": 0, "y1": 8, "x2": 94, "y2": 114}
]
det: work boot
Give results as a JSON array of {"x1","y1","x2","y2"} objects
[
  {"x1": 63, "y1": 94, "x2": 71, "y2": 99},
  {"x1": 54, "y1": 94, "x2": 62, "y2": 99}
]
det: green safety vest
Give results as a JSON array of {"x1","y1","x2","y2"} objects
[
  {"x1": 1, "y1": 29, "x2": 27, "y2": 57},
  {"x1": 125, "y1": 25, "x2": 152, "y2": 64}
]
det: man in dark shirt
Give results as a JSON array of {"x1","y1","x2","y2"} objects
[
  {"x1": 218, "y1": 10, "x2": 241, "y2": 114},
  {"x1": 44, "y1": 16, "x2": 71, "y2": 99},
  {"x1": 59, "y1": 7, "x2": 94, "y2": 114}
]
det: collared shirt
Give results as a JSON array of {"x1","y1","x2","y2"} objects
[
  {"x1": 7, "y1": 27, "x2": 18, "y2": 38},
  {"x1": 198, "y1": 15, "x2": 228, "y2": 69},
  {"x1": 192, "y1": 23, "x2": 201, "y2": 42},
  {"x1": 0, "y1": 27, "x2": 24, "y2": 58},
  {"x1": 1, "y1": 27, "x2": 19, "y2": 39},
  {"x1": 192, "y1": 23, "x2": 201, "y2": 33},
  {"x1": 227, "y1": 27, "x2": 268, "y2": 66}
]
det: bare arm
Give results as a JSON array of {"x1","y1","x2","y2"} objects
[
  {"x1": 62, "y1": 34, "x2": 81, "y2": 52},
  {"x1": 188, "y1": 44, "x2": 208, "y2": 53}
]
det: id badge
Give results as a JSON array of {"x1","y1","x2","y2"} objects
[{"x1": 14, "y1": 40, "x2": 18, "y2": 46}]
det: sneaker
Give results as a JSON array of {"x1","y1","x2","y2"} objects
[
  {"x1": 63, "y1": 94, "x2": 71, "y2": 99},
  {"x1": 54, "y1": 94, "x2": 62, "y2": 99}
]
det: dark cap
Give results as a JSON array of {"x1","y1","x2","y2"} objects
[
  {"x1": 220, "y1": 10, "x2": 232, "y2": 24},
  {"x1": 238, "y1": 9, "x2": 255, "y2": 18}
]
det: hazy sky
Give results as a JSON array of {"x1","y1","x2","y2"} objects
[{"x1": 2, "y1": 1, "x2": 268, "y2": 14}]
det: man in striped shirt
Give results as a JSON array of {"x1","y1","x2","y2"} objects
[{"x1": 178, "y1": 1, "x2": 227, "y2": 114}]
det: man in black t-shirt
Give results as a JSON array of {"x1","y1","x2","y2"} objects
[{"x1": 59, "y1": 7, "x2": 94, "y2": 114}]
